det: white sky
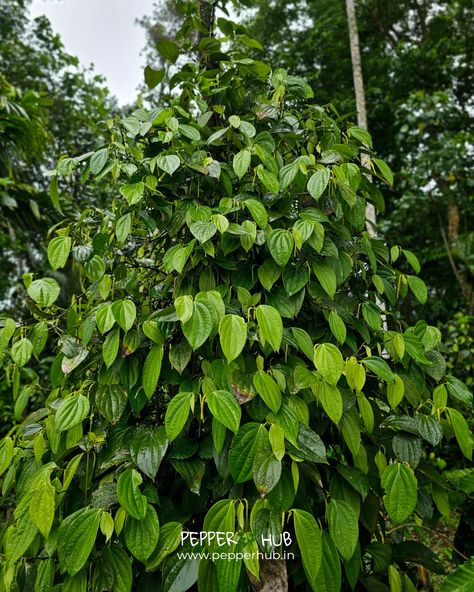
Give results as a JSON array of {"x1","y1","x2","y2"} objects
[{"x1": 30, "y1": 0, "x2": 157, "y2": 104}]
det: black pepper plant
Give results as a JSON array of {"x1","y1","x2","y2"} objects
[{"x1": 0, "y1": 8, "x2": 473, "y2": 592}]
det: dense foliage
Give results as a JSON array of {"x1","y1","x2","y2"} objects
[{"x1": 0, "y1": 6, "x2": 473, "y2": 592}]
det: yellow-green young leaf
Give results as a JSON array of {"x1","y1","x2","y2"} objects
[
  {"x1": 112, "y1": 300, "x2": 136, "y2": 333},
  {"x1": 327, "y1": 499, "x2": 358, "y2": 560},
  {"x1": 203, "y1": 500, "x2": 236, "y2": 552},
  {"x1": 206, "y1": 390, "x2": 241, "y2": 434},
  {"x1": 100, "y1": 511, "x2": 114, "y2": 542},
  {"x1": 433, "y1": 384, "x2": 448, "y2": 409},
  {"x1": 258, "y1": 259, "x2": 281, "y2": 291},
  {"x1": 116, "y1": 469, "x2": 147, "y2": 520},
  {"x1": 57, "y1": 508, "x2": 101, "y2": 575},
  {"x1": 381, "y1": 462, "x2": 418, "y2": 523},
  {"x1": 328, "y1": 311, "x2": 346, "y2": 344},
  {"x1": 389, "y1": 565, "x2": 403, "y2": 592},
  {"x1": 358, "y1": 395, "x2": 374, "y2": 433},
  {"x1": 102, "y1": 327, "x2": 120, "y2": 368},
  {"x1": 269, "y1": 424, "x2": 285, "y2": 461},
  {"x1": 314, "y1": 381, "x2": 343, "y2": 424},
  {"x1": 0, "y1": 436, "x2": 14, "y2": 477},
  {"x1": 293, "y1": 509, "x2": 322, "y2": 590},
  {"x1": 142, "y1": 345, "x2": 164, "y2": 399},
  {"x1": 120, "y1": 182, "x2": 145, "y2": 205},
  {"x1": 448, "y1": 408, "x2": 473, "y2": 460},
  {"x1": 307, "y1": 167, "x2": 330, "y2": 200},
  {"x1": 392, "y1": 333, "x2": 406, "y2": 359},
  {"x1": 256, "y1": 305, "x2": 283, "y2": 351},
  {"x1": 219, "y1": 314, "x2": 247, "y2": 362},
  {"x1": 165, "y1": 391, "x2": 194, "y2": 442},
  {"x1": 253, "y1": 371, "x2": 282, "y2": 413},
  {"x1": 345, "y1": 357, "x2": 366, "y2": 392},
  {"x1": 49, "y1": 175, "x2": 62, "y2": 212},
  {"x1": 11, "y1": 338, "x2": 33, "y2": 367},
  {"x1": 146, "y1": 522, "x2": 182, "y2": 570},
  {"x1": 48, "y1": 236, "x2": 72, "y2": 270},
  {"x1": 387, "y1": 375, "x2": 405, "y2": 409},
  {"x1": 313, "y1": 261, "x2": 337, "y2": 298},
  {"x1": 116, "y1": 213, "x2": 132, "y2": 243},
  {"x1": 83, "y1": 255, "x2": 106, "y2": 282},
  {"x1": 155, "y1": 154, "x2": 180, "y2": 176},
  {"x1": 440, "y1": 557, "x2": 474, "y2": 592},
  {"x1": 108, "y1": 544, "x2": 133, "y2": 592},
  {"x1": 233, "y1": 148, "x2": 251, "y2": 178},
  {"x1": 63, "y1": 453, "x2": 84, "y2": 491},
  {"x1": 372, "y1": 157, "x2": 394, "y2": 186},
  {"x1": 432, "y1": 483, "x2": 450, "y2": 517},
  {"x1": 124, "y1": 504, "x2": 160, "y2": 563},
  {"x1": 96, "y1": 304, "x2": 115, "y2": 334},
  {"x1": 182, "y1": 301, "x2": 213, "y2": 350},
  {"x1": 174, "y1": 295, "x2": 193, "y2": 322},
  {"x1": 29, "y1": 478, "x2": 55, "y2": 538},
  {"x1": 55, "y1": 395, "x2": 90, "y2": 432},
  {"x1": 267, "y1": 229, "x2": 294, "y2": 267},
  {"x1": 314, "y1": 343, "x2": 343, "y2": 385}
]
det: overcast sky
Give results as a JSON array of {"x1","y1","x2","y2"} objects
[{"x1": 30, "y1": 0, "x2": 157, "y2": 104}]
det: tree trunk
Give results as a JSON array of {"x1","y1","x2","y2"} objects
[
  {"x1": 345, "y1": 0, "x2": 377, "y2": 236},
  {"x1": 248, "y1": 558, "x2": 288, "y2": 592}
]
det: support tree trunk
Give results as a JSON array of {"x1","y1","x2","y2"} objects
[{"x1": 345, "y1": 0, "x2": 377, "y2": 236}]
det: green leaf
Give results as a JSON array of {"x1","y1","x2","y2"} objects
[
  {"x1": 35, "y1": 558, "x2": 55, "y2": 592},
  {"x1": 116, "y1": 213, "x2": 132, "y2": 244},
  {"x1": 244, "y1": 199, "x2": 268, "y2": 228},
  {"x1": 362, "y1": 356, "x2": 395, "y2": 383},
  {"x1": 381, "y1": 462, "x2": 418, "y2": 523},
  {"x1": 155, "y1": 154, "x2": 180, "y2": 176},
  {"x1": 279, "y1": 162, "x2": 299, "y2": 190},
  {"x1": 131, "y1": 426, "x2": 168, "y2": 479},
  {"x1": 117, "y1": 469, "x2": 147, "y2": 520},
  {"x1": 282, "y1": 265, "x2": 310, "y2": 296},
  {"x1": 316, "y1": 381, "x2": 343, "y2": 424},
  {"x1": 57, "y1": 508, "x2": 101, "y2": 575},
  {"x1": 446, "y1": 375, "x2": 473, "y2": 406},
  {"x1": 372, "y1": 157, "x2": 394, "y2": 185},
  {"x1": 441, "y1": 558, "x2": 474, "y2": 592},
  {"x1": 124, "y1": 504, "x2": 160, "y2": 563},
  {"x1": 348, "y1": 126, "x2": 372, "y2": 147},
  {"x1": 27, "y1": 278, "x2": 60, "y2": 307},
  {"x1": 313, "y1": 261, "x2": 337, "y2": 298},
  {"x1": 144, "y1": 65, "x2": 165, "y2": 89},
  {"x1": 307, "y1": 168, "x2": 330, "y2": 200},
  {"x1": 258, "y1": 259, "x2": 281, "y2": 291},
  {"x1": 293, "y1": 509, "x2": 322, "y2": 590},
  {"x1": 269, "y1": 424, "x2": 285, "y2": 461},
  {"x1": 29, "y1": 478, "x2": 55, "y2": 539},
  {"x1": 0, "y1": 436, "x2": 14, "y2": 477},
  {"x1": 179, "y1": 124, "x2": 201, "y2": 142},
  {"x1": 407, "y1": 275, "x2": 427, "y2": 304},
  {"x1": 328, "y1": 311, "x2": 346, "y2": 345},
  {"x1": 387, "y1": 375, "x2": 405, "y2": 409},
  {"x1": 257, "y1": 167, "x2": 280, "y2": 194},
  {"x1": 102, "y1": 327, "x2": 120, "y2": 368},
  {"x1": 49, "y1": 175, "x2": 62, "y2": 213},
  {"x1": 146, "y1": 522, "x2": 182, "y2": 570},
  {"x1": 219, "y1": 314, "x2": 247, "y2": 362},
  {"x1": 120, "y1": 182, "x2": 145, "y2": 205},
  {"x1": 256, "y1": 305, "x2": 283, "y2": 351},
  {"x1": 96, "y1": 304, "x2": 115, "y2": 334},
  {"x1": 253, "y1": 371, "x2": 282, "y2": 413},
  {"x1": 11, "y1": 337, "x2": 33, "y2": 366},
  {"x1": 206, "y1": 390, "x2": 241, "y2": 434},
  {"x1": 253, "y1": 446, "x2": 282, "y2": 495},
  {"x1": 229, "y1": 423, "x2": 262, "y2": 482},
  {"x1": 203, "y1": 499, "x2": 235, "y2": 551},
  {"x1": 90, "y1": 147, "x2": 108, "y2": 175},
  {"x1": 84, "y1": 255, "x2": 106, "y2": 281},
  {"x1": 156, "y1": 39, "x2": 179, "y2": 62},
  {"x1": 109, "y1": 544, "x2": 133, "y2": 592},
  {"x1": 96, "y1": 384, "x2": 128, "y2": 424},
  {"x1": 165, "y1": 391, "x2": 194, "y2": 442},
  {"x1": 142, "y1": 345, "x2": 164, "y2": 399},
  {"x1": 267, "y1": 229, "x2": 294, "y2": 266},
  {"x1": 448, "y1": 407, "x2": 473, "y2": 460},
  {"x1": 182, "y1": 301, "x2": 213, "y2": 350},
  {"x1": 5, "y1": 513, "x2": 38, "y2": 564},
  {"x1": 317, "y1": 531, "x2": 342, "y2": 592},
  {"x1": 313, "y1": 343, "x2": 343, "y2": 385},
  {"x1": 112, "y1": 300, "x2": 136, "y2": 332},
  {"x1": 48, "y1": 236, "x2": 72, "y2": 270},
  {"x1": 55, "y1": 395, "x2": 90, "y2": 432},
  {"x1": 233, "y1": 149, "x2": 251, "y2": 179},
  {"x1": 190, "y1": 221, "x2": 216, "y2": 243},
  {"x1": 327, "y1": 499, "x2": 358, "y2": 560}
]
